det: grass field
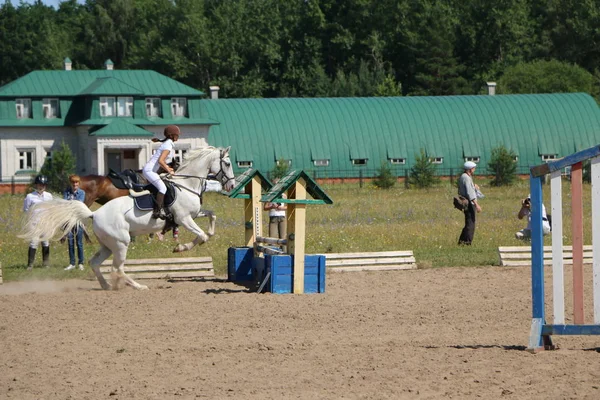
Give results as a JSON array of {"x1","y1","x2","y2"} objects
[{"x1": 0, "y1": 177, "x2": 593, "y2": 282}]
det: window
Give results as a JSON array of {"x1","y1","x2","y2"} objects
[
  {"x1": 173, "y1": 148, "x2": 187, "y2": 164},
  {"x1": 352, "y1": 159, "x2": 367, "y2": 165},
  {"x1": 541, "y1": 154, "x2": 557, "y2": 162},
  {"x1": 117, "y1": 97, "x2": 133, "y2": 117},
  {"x1": 146, "y1": 98, "x2": 161, "y2": 117},
  {"x1": 18, "y1": 149, "x2": 35, "y2": 171},
  {"x1": 313, "y1": 159, "x2": 330, "y2": 167},
  {"x1": 429, "y1": 157, "x2": 443, "y2": 164},
  {"x1": 389, "y1": 158, "x2": 406, "y2": 165},
  {"x1": 42, "y1": 98, "x2": 59, "y2": 118},
  {"x1": 464, "y1": 157, "x2": 480, "y2": 163},
  {"x1": 100, "y1": 97, "x2": 115, "y2": 117},
  {"x1": 513, "y1": 156, "x2": 519, "y2": 162},
  {"x1": 171, "y1": 98, "x2": 187, "y2": 117},
  {"x1": 16, "y1": 99, "x2": 32, "y2": 119},
  {"x1": 277, "y1": 159, "x2": 292, "y2": 167},
  {"x1": 237, "y1": 161, "x2": 253, "y2": 168}
]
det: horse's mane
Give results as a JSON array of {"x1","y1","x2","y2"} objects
[{"x1": 177, "y1": 146, "x2": 219, "y2": 173}]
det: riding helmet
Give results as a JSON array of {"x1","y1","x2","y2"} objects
[{"x1": 34, "y1": 175, "x2": 49, "y2": 185}]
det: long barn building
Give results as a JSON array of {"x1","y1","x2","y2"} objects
[
  {"x1": 204, "y1": 93, "x2": 600, "y2": 179},
  {"x1": 0, "y1": 62, "x2": 599, "y2": 192}
]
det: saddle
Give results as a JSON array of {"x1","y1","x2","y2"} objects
[
  {"x1": 131, "y1": 181, "x2": 177, "y2": 211},
  {"x1": 108, "y1": 169, "x2": 146, "y2": 190}
]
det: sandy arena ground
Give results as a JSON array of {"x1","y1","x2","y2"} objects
[{"x1": 1, "y1": 266, "x2": 600, "y2": 399}]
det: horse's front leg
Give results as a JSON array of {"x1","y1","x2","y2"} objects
[
  {"x1": 198, "y1": 210, "x2": 216, "y2": 236},
  {"x1": 173, "y1": 215, "x2": 210, "y2": 253}
]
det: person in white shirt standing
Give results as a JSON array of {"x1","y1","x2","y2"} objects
[
  {"x1": 143, "y1": 125, "x2": 180, "y2": 219},
  {"x1": 23, "y1": 175, "x2": 53, "y2": 270}
]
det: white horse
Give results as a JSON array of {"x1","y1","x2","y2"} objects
[{"x1": 19, "y1": 146, "x2": 235, "y2": 291}]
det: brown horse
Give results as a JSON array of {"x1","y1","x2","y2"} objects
[{"x1": 79, "y1": 175, "x2": 130, "y2": 208}]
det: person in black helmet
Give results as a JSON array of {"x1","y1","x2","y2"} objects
[{"x1": 23, "y1": 175, "x2": 53, "y2": 270}]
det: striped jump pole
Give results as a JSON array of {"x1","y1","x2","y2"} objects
[
  {"x1": 528, "y1": 145, "x2": 600, "y2": 352},
  {"x1": 255, "y1": 236, "x2": 288, "y2": 246}
]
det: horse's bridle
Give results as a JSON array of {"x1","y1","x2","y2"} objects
[
  {"x1": 165, "y1": 155, "x2": 234, "y2": 198},
  {"x1": 214, "y1": 158, "x2": 235, "y2": 186}
]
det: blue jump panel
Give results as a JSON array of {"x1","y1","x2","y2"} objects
[
  {"x1": 266, "y1": 254, "x2": 326, "y2": 294},
  {"x1": 227, "y1": 247, "x2": 254, "y2": 282}
]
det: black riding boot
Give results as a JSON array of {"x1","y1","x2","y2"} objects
[
  {"x1": 42, "y1": 245, "x2": 50, "y2": 268},
  {"x1": 153, "y1": 193, "x2": 166, "y2": 219},
  {"x1": 27, "y1": 247, "x2": 36, "y2": 271}
]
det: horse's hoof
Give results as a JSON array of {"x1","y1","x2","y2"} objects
[
  {"x1": 138, "y1": 285, "x2": 149, "y2": 290},
  {"x1": 172, "y1": 245, "x2": 183, "y2": 253}
]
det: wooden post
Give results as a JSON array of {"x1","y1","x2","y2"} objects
[
  {"x1": 287, "y1": 178, "x2": 307, "y2": 294},
  {"x1": 571, "y1": 162, "x2": 584, "y2": 324},
  {"x1": 245, "y1": 176, "x2": 263, "y2": 248}
]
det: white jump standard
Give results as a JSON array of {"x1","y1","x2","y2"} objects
[{"x1": 527, "y1": 144, "x2": 600, "y2": 351}]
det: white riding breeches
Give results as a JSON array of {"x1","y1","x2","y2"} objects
[{"x1": 142, "y1": 168, "x2": 167, "y2": 194}]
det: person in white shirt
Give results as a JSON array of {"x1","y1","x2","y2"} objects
[
  {"x1": 263, "y1": 179, "x2": 288, "y2": 251},
  {"x1": 23, "y1": 175, "x2": 53, "y2": 270},
  {"x1": 142, "y1": 125, "x2": 180, "y2": 219},
  {"x1": 516, "y1": 195, "x2": 551, "y2": 239},
  {"x1": 457, "y1": 161, "x2": 482, "y2": 245}
]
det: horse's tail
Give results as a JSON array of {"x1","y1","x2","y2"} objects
[{"x1": 18, "y1": 199, "x2": 93, "y2": 242}]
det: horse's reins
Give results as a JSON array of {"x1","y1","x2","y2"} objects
[{"x1": 164, "y1": 158, "x2": 234, "y2": 198}]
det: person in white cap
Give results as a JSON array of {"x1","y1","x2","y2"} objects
[
  {"x1": 516, "y1": 194, "x2": 551, "y2": 239},
  {"x1": 457, "y1": 161, "x2": 482, "y2": 245}
]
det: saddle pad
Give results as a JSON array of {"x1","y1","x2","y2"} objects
[{"x1": 133, "y1": 188, "x2": 177, "y2": 211}]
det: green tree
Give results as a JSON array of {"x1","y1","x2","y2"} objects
[
  {"x1": 39, "y1": 141, "x2": 76, "y2": 193},
  {"x1": 487, "y1": 145, "x2": 517, "y2": 186},
  {"x1": 408, "y1": 149, "x2": 440, "y2": 188},
  {"x1": 372, "y1": 161, "x2": 396, "y2": 189},
  {"x1": 498, "y1": 59, "x2": 598, "y2": 98},
  {"x1": 270, "y1": 158, "x2": 290, "y2": 181}
]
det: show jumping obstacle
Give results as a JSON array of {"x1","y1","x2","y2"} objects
[
  {"x1": 528, "y1": 144, "x2": 600, "y2": 351},
  {"x1": 99, "y1": 257, "x2": 214, "y2": 280},
  {"x1": 227, "y1": 169, "x2": 332, "y2": 294}
]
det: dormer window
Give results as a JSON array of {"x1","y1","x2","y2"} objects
[
  {"x1": 42, "y1": 98, "x2": 59, "y2": 118},
  {"x1": 16, "y1": 99, "x2": 32, "y2": 119},
  {"x1": 389, "y1": 158, "x2": 406, "y2": 165},
  {"x1": 541, "y1": 154, "x2": 557, "y2": 162},
  {"x1": 237, "y1": 161, "x2": 253, "y2": 168},
  {"x1": 352, "y1": 158, "x2": 367, "y2": 165},
  {"x1": 146, "y1": 98, "x2": 161, "y2": 117},
  {"x1": 464, "y1": 156, "x2": 480, "y2": 163},
  {"x1": 117, "y1": 96, "x2": 133, "y2": 117},
  {"x1": 429, "y1": 157, "x2": 443, "y2": 164},
  {"x1": 171, "y1": 98, "x2": 187, "y2": 117},
  {"x1": 99, "y1": 97, "x2": 115, "y2": 117}
]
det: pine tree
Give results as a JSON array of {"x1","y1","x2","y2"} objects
[
  {"x1": 373, "y1": 161, "x2": 396, "y2": 189},
  {"x1": 408, "y1": 149, "x2": 440, "y2": 188},
  {"x1": 270, "y1": 158, "x2": 290, "y2": 181},
  {"x1": 488, "y1": 145, "x2": 517, "y2": 186}
]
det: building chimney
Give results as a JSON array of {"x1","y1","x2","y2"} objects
[
  {"x1": 104, "y1": 59, "x2": 114, "y2": 70},
  {"x1": 209, "y1": 86, "x2": 220, "y2": 99},
  {"x1": 486, "y1": 82, "x2": 497, "y2": 96},
  {"x1": 63, "y1": 57, "x2": 72, "y2": 71}
]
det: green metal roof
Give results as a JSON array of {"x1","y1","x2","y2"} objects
[
  {"x1": 0, "y1": 70, "x2": 204, "y2": 97},
  {"x1": 88, "y1": 119, "x2": 153, "y2": 137},
  {"x1": 78, "y1": 77, "x2": 144, "y2": 96},
  {"x1": 205, "y1": 93, "x2": 600, "y2": 177}
]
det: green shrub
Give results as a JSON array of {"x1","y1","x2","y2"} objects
[
  {"x1": 488, "y1": 145, "x2": 517, "y2": 186},
  {"x1": 408, "y1": 149, "x2": 440, "y2": 188},
  {"x1": 38, "y1": 141, "x2": 76, "y2": 193},
  {"x1": 372, "y1": 161, "x2": 396, "y2": 189},
  {"x1": 270, "y1": 158, "x2": 290, "y2": 181}
]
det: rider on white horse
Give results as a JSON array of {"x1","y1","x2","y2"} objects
[{"x1": 142, "y1": 125, "x2": 180, "y2": 220}]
